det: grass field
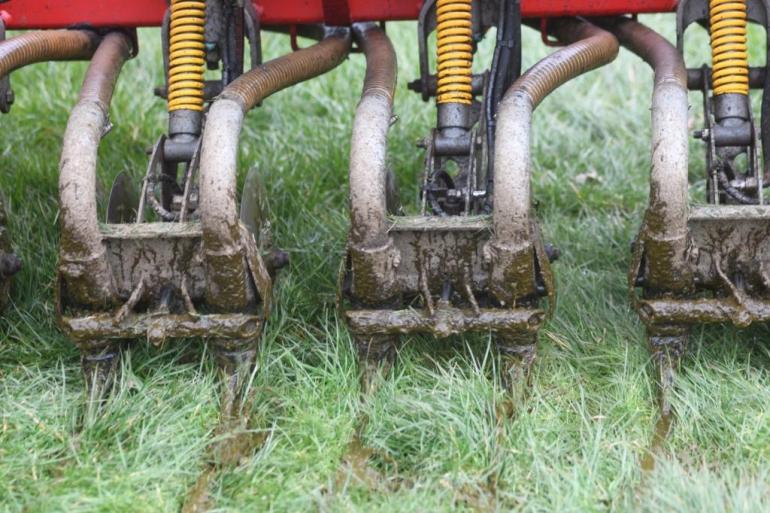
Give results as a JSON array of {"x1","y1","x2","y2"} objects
[{"x1": 3, "y1": 14, "x2": 770, "y2": 512}]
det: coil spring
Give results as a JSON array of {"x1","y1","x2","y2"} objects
[
  {"x1": 710, "y1": 0, "x2": 749, "y2": 95},
  {"x1": 436, "y1": 0, "x2": 473, "y2": 105},
  {"x1": 168, "y1": 0, "x2": 206, "y2": 112}
]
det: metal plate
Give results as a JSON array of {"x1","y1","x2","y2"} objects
[
  {"x1": 2, "y1": 0, "x2": 678, "y2": 29},
  {"x1": 106, "y1": 171, "x2": 138, "y2": 223},
  {"x1": 388, "y1": 214, "x2": 492, "y2": 294},
  {"x1": 240, "y1": 167, "x2": 267, "y2": 248}
]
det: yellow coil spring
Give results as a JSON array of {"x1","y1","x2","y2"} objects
[
  {"x1": 710, "y1": 0, "x2": 749, "y2": 95},
  {"x1": 436, "y1": 0, "x2": 473, "y2": 105},
  {"x1": 168, "y1": 0, "x2": 206, "y2": 112}
]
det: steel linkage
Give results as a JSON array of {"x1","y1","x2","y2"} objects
[{"x1": 341, "y1": 5, "x2": 619, "y2": 395}]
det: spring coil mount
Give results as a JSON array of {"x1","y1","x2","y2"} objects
[
  {"x1": 168, "y1": 0, "x2": 206, "y2": 112},
  {"x1": 436, "y1": 0, "x2": 473, "y2": 104},
  {"x1": 710, "y1": 0, "x2": 749, "y2": 95}
]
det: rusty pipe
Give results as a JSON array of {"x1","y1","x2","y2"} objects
[
  {"x1": 0, "y1": 29, "x2": 99, "y2": 81},
  {"x1": 348, "y1": 23, "x2": 398, "y2": 249},
  {"x1": 493, "y1": 19, "x2": 619, "y2": 244},
  {"x1": 58, "y1": 32, "x2": 133, "y2": 308},
  {"x1": 600, "y1": 18, "x2": 692, "y2": 294},
  {"x1": 199, "y1": 28, "x2": 351, "y2": 311}
]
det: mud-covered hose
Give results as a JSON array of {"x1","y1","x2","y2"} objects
[
  {"x1": 199, "y1": 29, "x2": 351, "y2": 311},
  {"x1": 356, "y1": 24, "x2": 397, "y2": 101},
  {"x1": 484, "y1": 19, "x2": 617, "y2": 305},
  {"x1": 348, "y1": 23, "x2": 397, "y2": 248},
  {"x1": 219, "y1": 30, "x2": 351, "y2": 112},
  {"x1": 0, "y1": 29, "x2": 99, "y2": 80},
  {"x1": 600, "y1": 17, "x2": 693, "y2": 294},
  {"x1": 510, "y1": 20, "x2": 618, "y2": 109},
  {"x1": 58, "y1": 32, "x2": 133, "y2": 308},
  {"x1": 493, "y1": 19, "x2": 618, "y2": 243},
  {"x1": 78, "y1": 33, "x2": 132, "y2": 107}
]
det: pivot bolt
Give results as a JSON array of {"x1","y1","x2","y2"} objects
[{"x1": 694, "y1": 128, "x2": 710, "y2": 140}]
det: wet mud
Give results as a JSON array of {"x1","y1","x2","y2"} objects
[
  {"x1": 639, "y1": 411, "x2": 672, "y2": 473},
  {"x1": 335, "y1": 430, "x2": 402, "y2": 493},
  {"x1": 333, "y1": 374, "x2": 404, "y2": 496},
  {"x1": 181, "y1": 468, "x2": 215, "y2": 513},
  {"x1": 181, "y1": 392, "x2": 268, "y2": 513},
  {"x1": 640, "y1": 358, "x2": 676, "y2": 474},
  {"x1": 334, "y1": 355, "x2": 522, "y2": 508}
]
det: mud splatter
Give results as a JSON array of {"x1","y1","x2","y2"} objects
[
  {"x1": 640, "y1": 349, "x2": 678, "y2": 473},
  {"x1": 640, "y1": 411, "x2": 672, "y2": 473},
  {"x1": 335, "y1": 432, "x2": 398, "y2": 492},
  {"x1": 181, "y1": 393, "x2": 268, "y2": 513},
  {"x1": 181, "y1": 468, "x2": 215, "y2": 513}
]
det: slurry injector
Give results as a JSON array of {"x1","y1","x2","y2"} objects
[
  {"x1": 0, "y1": 1, "x2": 356, "y2": 402},
  {"x1": 339, "y1": 1, "x2": 636, "y2": 391},
  {"x1": 597, "y1": 0, "x2": 770, "y2": 412},
  {"x1": 1, "y1": 0, "x2": 695, "y2": 401}
]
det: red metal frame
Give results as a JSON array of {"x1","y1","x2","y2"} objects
[{"x1": 1, "y1": 1, "x2": 677, "y2": 30}]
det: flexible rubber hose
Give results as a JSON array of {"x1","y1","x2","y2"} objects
[
  {"x1": 493, "y1": 19, "x2": 618, "y2": 244},
  {"x1": 357, "y1": 24, "x2": 397, "y2": 102},
  {"x1": 0, "y1": 29, "x2": 99, "y2": 81},
  {"x1": 199, "y1": 31, "x2": 351, "y2": 310},
  {"x1": 601, "y1": 18, "x2": 686, "y2": 87},
  {"x1": 220, "y1": 30, "x2": 351, "y2": 112},
  {"x1": 78, "y1": 32, "x2": 133, "y2": 108},
  {"x1": 58, "y1": 32, "x2": 134, "y2": 308},
  {"x1": 510, "y1": 19, "x2": 619, "y2": 109},
  {"x1": 348, "y1": 23, "x2": 397, "y2": 248},
  {"x1": 600, "y1": 17, "x2": 692, "y2": 293},
  {"x1": 488, "y1": 19, "x2": 618, "y2": 304}
]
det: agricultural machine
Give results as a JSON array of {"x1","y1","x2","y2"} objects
[
  {"x1": 608, "y1": 0, "x2": 770, "y2": 416},
  {"x1": 1, "y1": 0, "x2": 765, "y2": 410}
]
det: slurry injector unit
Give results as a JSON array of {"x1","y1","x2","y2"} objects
[
  {"x1": 339, "y1": 2, "x2": 631, "y2": 390},
  {"x1": 17, "y1": 1, "x2": 760, "y2": 404},
  {"x1": 597, "y1": 0, "x2": 770, "y2": 411}
]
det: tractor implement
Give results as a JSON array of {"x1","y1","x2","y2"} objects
[
  {"x1": 341, "y1": 5, "x2": 620, "y2": 393},
  {"x1": 603, "y1": 0, "x2": 770, "y2": 417},
  {"x1": 56, "y1": 1, "x2": 351, "y2": 405}
]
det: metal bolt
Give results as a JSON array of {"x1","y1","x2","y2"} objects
[{"x1": 694, "y1": 128, "x2": 710, "y2": 140}]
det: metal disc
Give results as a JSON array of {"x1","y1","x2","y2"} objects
[
  {"x1": 106, "y1": 171, "x2": 138, "y2": 223},
  {"x1": 386, "y1": 167, "x2": 400, "y2": 215},
  {"x1": 240, "y1": 167, "x2": 267, "y2": 248}
]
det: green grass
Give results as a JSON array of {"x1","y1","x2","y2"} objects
[{"x1": 3, "y1": 14, "x2": 770, "y2": 512}]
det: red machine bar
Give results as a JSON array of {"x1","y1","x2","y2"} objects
[{"x1": 0, "y1": 1, "x2": 677, "y2": 30}]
